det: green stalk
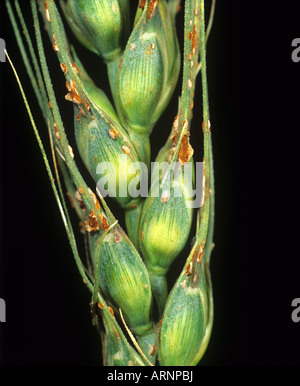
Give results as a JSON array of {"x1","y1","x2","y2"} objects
[
  {"x1": 5, "y1": 49, "x2": 94, "y2": 294},
  {"x1": 7, "y1": 0, "x2": 95, "y2": 287},
  {"x1": 172, "y1": 0, "x2": 201, "y2": 155},
  {"x1": 7, "y1": 0, "x2": 88, "y2": 238},
  {"x1": 31, "y1": 0, "x2": 101, "y2": 219},
  {"x1": 196, "y1": 0, "x2": 214, "y2": 251},
  {"x1": 190, "y1": 0, "x2": 215, "y2": 364},
  {"x1": 6, "y1": 1, "x2": 45, "y2": 118}
]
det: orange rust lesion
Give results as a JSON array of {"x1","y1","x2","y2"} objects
[
  {"x1": 44, "y1": 0, "x2": 50, "y2": 22},
  {"x1": 114, "y1": 328, "x2": 120, "y2": 340},
  {"x1": 149, "y1": 344, "x2": 157, "y2": 356},
  {"x1": 84, "y1": 99, "x2": 91, "y2": 112},
  {"x1": 148, "y1": 0, "x2": 158, "y2": 20},
  {"x1": 52, "y1": 35, "x2": 59, "y2": 52},
  {"x1": 109, "y1": 128, "x2": 118, "y2": 140},
  {"x1": 185, "y1": 261, "x2": 193, "y2": 276},
  {"x1": 197, "y1": 245, "x2": 204, "y2": 263},
  {"x1": 90, "y1": 190, "x2": 101, "y2": 211},
  {"x1": 192, "y1": 25, "x2": 197, "y2": 55},
  {"x1": 178, "y1": 133, "x2": 194, "y2": 166},
  {"x1": 97, "y1": 208, "x2": 109, "y2": 231},
  {"x1": 108, "y1": 306, "x2": 114, "y2": 317},
  {"x1": 54, "y1": 122, "x2": 61, "y2": 140},
  {"x1": 112, "y1": 3, "x2": 118, "y2": 13},
  {"x1": 144, "y1": 46, "x2": 154, "y2": 55},
  {"x1": 139, "y1": 0, "x2": 146, "y2": 9},
  {"x1": 48, "y1": 101, "x2": 52, "y2": 109},
  {"x1": 71, "y1": 62, "x2": 80, "y2": 74},
  {"x1": 85, "y1": 210, "x2": 99, "y2": 232},
  {"x1": 75, "y1": 189, "x2": 85, "y2": 209},
  {"x1": 121, "y1": 145, "x2": 130, "y2": 154},
  {"x1": 202, "y1": 120, "x2": 211, "y2": 134},
  {"x1": 97, "y1": 302, "x2": 104, "y2": 310},
  {"x1": 60, "y1": 63, "x2": 67, "y2": 74},
  {"x1": 65, "y1": 79, "x2": 82, "y2": 105},
  {"x1": 100, "y1": 216, "x2": 109, "y2": 231},
  {"x1": 95, "y1": 198, "x2": 101, "y2": 211},
  {"x1": 193, "y1": 271, "x2": 199, "y2": 284}
]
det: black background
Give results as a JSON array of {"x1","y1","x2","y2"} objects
[{"x1": 1, "y1": 0, "x2": 300, "y2": 367}]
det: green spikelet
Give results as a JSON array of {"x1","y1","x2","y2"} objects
[
  {"x1": 7, "y1": 0, "x2": 216, "y2": 368},
  {"x1": 90, "y1": 223, "x2": 157, "y2": 364},
  {"x1": 158, "y1": 245, "x2": 213, "y2": 366},
  {"x1": 115, "y1": 0, "x2": 180, "y2": 165},
  {"x1": 139, "y1": 115, "x2": 195, "y2": 313},
  {"x1": 61, "y1": 0, "x2": 130, "y2": 61}
]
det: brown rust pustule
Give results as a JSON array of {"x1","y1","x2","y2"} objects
[
  {"x1": 75, "y1": 190, "x2": 85, "y2": 209},
  {"x1": 85, "y1": 210, "x2": 99, "y2": 232},
  {"x1": 192, "y1": 25, "x2": 197, "y2": 55},
  {"x1": 44, "y1": 0, "x2": 50, "y2": 22},
  {"x1": 185, "y1": 261, "x2": 193, "y2": 276},
  {"x1": 197, "y1": 245, "x2": 204, "y2": 263},
  {"x1": 54, "y1": 122, "x2": 61, "y2": 139},
  {"x1": 114, "y1": 328, "x2": 120, "y2": 340},
  {"x1": 71, "y1": 62, "x2": 80, "y2": 74},
  {"x1": 178, "y1": 133, "x2": 194, "y2": 166},
  {"x1": 108, "y1": 128, "x2": 117, "y2": 140},
  {"x1": 139, "y1": 0, "x2": 146, "y2": 9},
  {"x1": 148, "y1": 0, "x2": 159, "y2": 19},
  {"x1": 65, "y1": 80, "x2": 82, "y2": 105},
  {"x1": 101, "y1": 217, "x2": 109, "y2": 231},
  {"x1": 60, "y1": 63, "x2": 67, "y2": 74},
  {"x1": 149, "y1": 344, "x2": 157, "y2": 356},
  {"x1": 52, "y1": 35, "x2": 59, "y2": 52}
]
